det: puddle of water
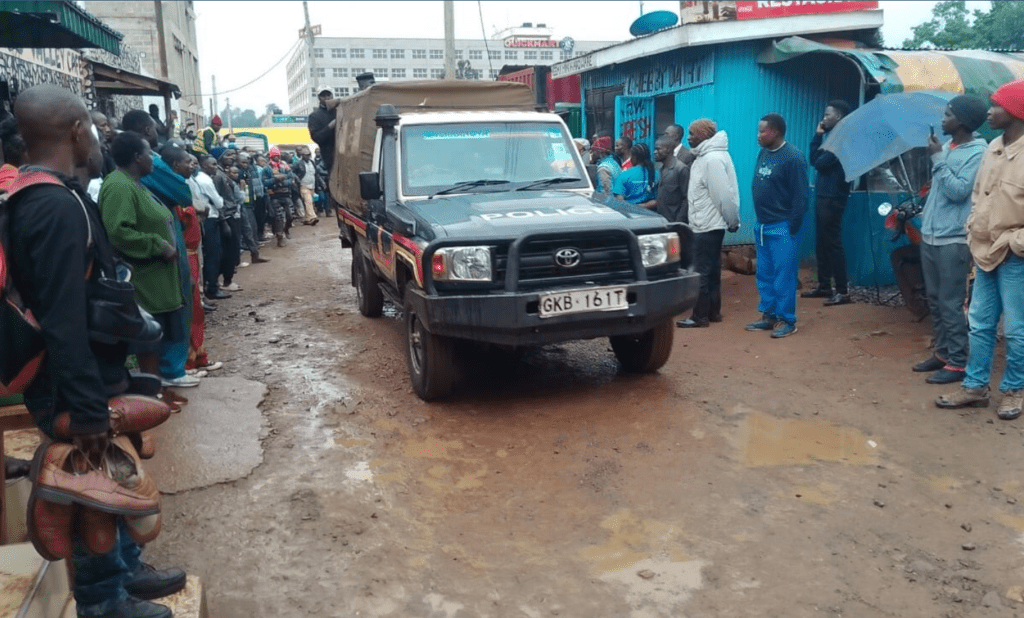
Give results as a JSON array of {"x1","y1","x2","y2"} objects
[
  {"x1": 334, "y1": 433, "x2": 371, "y2": 448},
  {"x1": 579, "y1": 510, "x2": 680, "y2": 576},
  {"x1": 740, "y1": 410, "x2": 876, "y2": 467}
]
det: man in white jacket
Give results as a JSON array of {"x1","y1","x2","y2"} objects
[{"x1": 677, "y1": 119, "x2": 740, "y2": 328}]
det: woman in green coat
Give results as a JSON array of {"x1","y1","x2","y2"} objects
[{"x1": 99, "y1": 131, "x2": 184, "y2": 379}]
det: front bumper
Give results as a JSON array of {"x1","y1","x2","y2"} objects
[{"x1": 405, "y1": 271, "x2": 700, "y2": 346}]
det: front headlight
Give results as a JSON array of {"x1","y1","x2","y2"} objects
[
  {"x1": 638, "y1": 233, "x2": 681, "y2": 268},
  {"x1": 432, "y1": 246, "x2": 493, "y2": 281}
]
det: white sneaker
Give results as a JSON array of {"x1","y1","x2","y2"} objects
[
  {"x1": 201, "y1": 361, "x2": 224, "y2": 371},
  {"x1": 185, "y1": 369, "x2": 208, "y2": 378},
  {"x1": 224, "y1": 283, "x2": 242, "y2": 292},
  {"x1": 239, "y1": 262, "x2": 250, "y2": 268},
  {"x1": 161, "y1": 374, "x2": 201, "y2": 388}
]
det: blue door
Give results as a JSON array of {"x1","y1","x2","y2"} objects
[{"x1": 614, "y1": 96, "x2": 655, "y2": 153}]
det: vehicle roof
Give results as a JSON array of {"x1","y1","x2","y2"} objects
[{"x1": 397, "y1": 111, "x2": 565, "y2": 126}]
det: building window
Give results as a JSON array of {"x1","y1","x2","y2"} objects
[
  {"x1": 311, "y1": 67, "x2": 325, "y2": 77},
  {"x1": 561, "y1": 50, "x2": 572, "y2": 60},
  {"x1": 350, "y1": 48, "x2": 365, "y2": 58},
  {"x1": 352, "y1": 68, "x2": 365, "y2": 75},
  {"x1": 489, "y1": 69, "x2": 498, "y2": 79},
  {"x1": 390, "y1": 48, "x2": 405, "y2": 59},
  {"x1": 313, "y1": 48, "x2": 323, "y2": 59},
  {"x1": 429, "y1": 49, "x2": 443, "y2": 60},
  {"x1": 333, "y1": 67, "x2": 348, "y2": 78},
  {"x1": 489, "y1": 50, "x2": 500, "y2": 60},
  {"x1": 391, "y1": 68, "x2": 406, "y2": 78},
  {"x1": 505, "y1": 50, "x2": 517, "y2": 60},
  {"x1": 540, "y1": 50, "x2": 553, "y2": 61},
  {"x1": 334, "y1": 87, "x2": 350, "y2": 97},
  {"x1": 524, "y1": 50, "x2": 537, "y2": 60},
  {"x1": 374, "y1": 68, "x2": 388, "y2": 78},
  {"x1": 469, "y1": 49, "x2": 482, "y2": 60},
  {"x1": 412, "y1": 49, "x2": 427, "y2": 59},
  {"x1": 430, "y1": 68, "x2": 444, "y2": 78},
  {"x1": 372, "y1": 48, "x2": 387, "y2": 59},
  {"x1": 331, "y1": 48, "x2": 346, "y2": 59},
  {"x1": 413, "y1": 68, "x2": 428, "y2": 79}
]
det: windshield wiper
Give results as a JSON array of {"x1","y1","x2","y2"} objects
[
  {"x1": 515, "y1": 177, "x2": 583, "y2": 191},
  {"x1": 428, "y1": 179, "x2": 510, "y2": 199}
]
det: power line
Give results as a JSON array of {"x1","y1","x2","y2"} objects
[{"x1": 181, "y1": 39, "x2": 301, "y2": 99}]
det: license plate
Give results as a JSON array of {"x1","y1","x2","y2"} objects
[{"x1": 538, "y1": 286, "x2": 628, "y2": 318}]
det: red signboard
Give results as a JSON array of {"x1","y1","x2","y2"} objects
[{"x1": 735, "y1": 1, "x2": 878, "y2": 20}]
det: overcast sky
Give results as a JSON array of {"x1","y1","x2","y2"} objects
[{"x1": 191, "y1": 1, "x2": 991, "y2": 115}]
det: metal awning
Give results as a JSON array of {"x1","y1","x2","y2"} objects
[
  {"x1": 0, "y1": 1, "x2": 121, "y2": 55},
  {"x1": 91, "y1": 60, "x2": 181, "y2": 99}
]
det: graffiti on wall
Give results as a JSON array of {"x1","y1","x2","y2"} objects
[
  {"x1": 0, "y1": 48, "x2": 85, "y2": 99},
  {"x1": 614, "y1": 96, "x2": 655, "y2": 149},
  {"x1": 623, "y1": 53, "x2": 714, "y2": 98}
]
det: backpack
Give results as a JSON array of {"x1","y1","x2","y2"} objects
[{"x1": 0, "y1": 170, "x2": 88, "y2": 397}]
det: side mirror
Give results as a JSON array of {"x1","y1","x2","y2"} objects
[
  {"x1": 359, "y1": 172, "x2": 381, "y2": 200},
  {"x1": 387, "y1": 211, "x2": 416, "y2": 237}
]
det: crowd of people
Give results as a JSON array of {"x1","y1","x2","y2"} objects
[
  {"x1": 578, "y1": 80, "x2": 1023, "y2": 421},
  {"x1": 0, "y1": 85, "x2": 336, "y2": 618}
]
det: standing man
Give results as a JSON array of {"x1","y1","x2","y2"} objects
[
  {"x1": 294, "y1": 146, "x2": 320, "y2": 225},
  {"x1": 213, "y1": 154, "x2": 242, "y2": 292},
  {"x1": 262, "y1": 146, "x2": 293, "y2": 247},
  {"x1": 804, "y1": 100, "x2": 853, "y2": 306},
  {"x1": 197, "y1": 155, "x2": 229, "y2": 299},
  {"x1": 653, "y1": 136, "x2": 688, "y2": 224},
  {"x1": 937, "y1": 80, "x2": 1024, "y2": 421},
  {"x1": 913, "y1": 95, "x2": 988, "y2": 385},
  {"x1": 9, "y1": 82, "x2": 185, "y2": 618},
  {"x1": 746, "y1": 113, "x2": 809, "y2": 339},
  {"x1": 307, "y1": 89, "x2": 339, "y2": 181},
  {"x1": 192, "y1": 115, "x2": 221, "y2": 157},
  {"x1": 663, "y1": 123, "x2": 695, "y2": 165},
  {"x1": 676, "y1": 119, "x2": 740, "y2": 328}
]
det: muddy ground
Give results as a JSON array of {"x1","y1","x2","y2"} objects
[{"x1": 144, "y1": 219, "x2": 1024, "y2": 618}]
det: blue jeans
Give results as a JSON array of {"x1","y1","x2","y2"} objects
[
  {"x1": 73, "y1": 519, "x2": 142, "y2": 615},
  {"x1": 963, "y1": 253, "x2": 1024, "y2": 393},
  {"x1": 754, "y1": 221, "x2": 800, "y2": 325}
]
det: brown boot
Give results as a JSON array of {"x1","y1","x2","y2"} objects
[
  {"x1": 935, "y1": 385, "x2": 990, "y2": 409},
  {"x1": 998, "y1": 389, "x2": 1023, "y2": 420},
  {"x1": 52, "y1": 395, "x2": 172, "y2": 440},
  {"x1": 26, "y1": 477, "x2": 74, "y2": 560}
]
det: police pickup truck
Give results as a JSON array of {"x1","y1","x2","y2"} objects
[{"x1": 331, "y1": 81, "x2": 699, "y2": 400}]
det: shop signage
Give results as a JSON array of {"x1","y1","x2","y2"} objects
[
  {"x1": 504, "y1": 37, "x2": 561, "y2": 48},
  {"x1": 623, "y1": 53, "x2": 713, "y2": 97},
  {"x1": 551, "y1": 54, "x2": 594, "y2": 79},
  {"x1": 680, "y1": 1, "x2": 878, "y2": 25},
  {"x1": 272, "y1": 115, "x2": 308, "y2": 124}
]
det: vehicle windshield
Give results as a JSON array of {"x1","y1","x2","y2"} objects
[{"x1": 400, "y1": 121, "x2": 589, "y2": 197}]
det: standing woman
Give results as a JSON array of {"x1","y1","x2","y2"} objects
[
  {"x1": 98, "y1": 131, "x2": 186, "y2": 382},
  {"x1": 613, "y1": 142, "x2": 659, "y2": 208}
]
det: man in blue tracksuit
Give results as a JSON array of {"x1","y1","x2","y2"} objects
[{"x1": 747, "y1": 113, "x2": 809, "y2": 339}]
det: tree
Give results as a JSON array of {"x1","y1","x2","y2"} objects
[
  {"x1": 903, "y1": 0, "x2": 1024, "y2": 50},
  {"x1": 265, "y1": 103, "x2": 283, "y2": 115},
  {"x1": 219, "y1": 105, "x2": 259, "y2": 128}
]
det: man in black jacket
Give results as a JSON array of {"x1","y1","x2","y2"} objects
[
  {"x1": 804, "y1": 100, "x2": 853, "y2": 306},
  {"x1": 9, "y1": 84, "x2": 183, "y2": 618},
  {"x1": 307, "y1": 89, "x2": 339, "y2": 180}
]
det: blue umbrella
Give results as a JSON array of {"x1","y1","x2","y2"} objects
[{"x1": 821, "y1": 90, "x2": 957, "y2": 182}]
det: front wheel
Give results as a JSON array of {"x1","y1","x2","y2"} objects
[
  {"x1": 352, "y1": 245, "x2": 384, "y2": 318},
  {"x1": 404, "y1": 296, "x2": 457, "y2": 400},
  {"x1": 610, "y1": 320, "x2": 674, "y2": 373}
]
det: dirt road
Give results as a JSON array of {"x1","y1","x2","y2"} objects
[{"x1": 147, "y1": 220, "x2": 1024, "y2": 618}]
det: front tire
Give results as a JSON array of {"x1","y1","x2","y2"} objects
[
  {"x1": 610, "y1": 320, "x2": 674, "y2": 373},
  {"x1": 352, "y1": 244, "x2": 384, "y2": 318},
  {"x1": 404, "y1": 296, "x2": 457, "y2": 400}
]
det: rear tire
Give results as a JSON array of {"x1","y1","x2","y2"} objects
[
  {"x1": 610, "y1": 320, "x2": 674, "y2": 373},
  {"x1": 404, "y1": 296, "x2": 456, "y2": 400},
  {"x1": 352, "y1": 244, "x2": 384, "y2": 318}
]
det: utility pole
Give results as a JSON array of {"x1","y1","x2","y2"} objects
[
  {"x1": 304, "y1": 0, "x2": 317, "y2": 112},
  {"x1": 226, "y1": 97, "x2": 232, "y2": 131},
  {"x1": 212, "y1": 75, "x2": 218, "y2": 121},
  {"x1": 443, "y1": 0, "x2": 455, "y2": 79}
]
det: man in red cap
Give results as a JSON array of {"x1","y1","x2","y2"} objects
[
  {"x1": 192, "y1": 114, "x2": 221, "y2": 156},
  {"x1": 937, "y1": 79, "x2": 1024, "y2": 420}
]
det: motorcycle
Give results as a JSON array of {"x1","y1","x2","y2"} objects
[{"x1": 877, "y1": 190, "x2": 928, "y2": 319}]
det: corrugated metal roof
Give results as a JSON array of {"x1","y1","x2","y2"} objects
[{"x1": 0, "y1": 1, "x2": 122, "y2": 54}]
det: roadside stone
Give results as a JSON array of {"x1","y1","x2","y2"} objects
[
  {"x1": 982, "y1": 590, "x2": 1002, "y2": 608},
  {"x1": 908, "y1": 559, "x2": 938, "y2": 575},
  {"x1": 1006, "y1": 585, "x2": 1024, "y2": 604},
  {"x1": 962, "y1": 542, "x2": 977, "y2": 551},
  {"x1": 637, "y1": 569, "x2": 655, "y2": 580},
  {"x1": 873, "y1": 499, "x2": 885, "y2": 508},
  {"x1": 961, "y1": 523, "x2": 972, "y2": 533}
]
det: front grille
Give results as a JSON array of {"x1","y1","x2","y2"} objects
[{"x1": 493, "y1": 233, "x2": 635, "y2": 289}]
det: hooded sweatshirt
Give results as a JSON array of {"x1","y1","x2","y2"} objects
[
  {"x1": 687, "y1": 131, "x2": 740, "y2": 233},
  {"x1": 920, "y1": 136, "x2": 987, "y2": 245}
]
